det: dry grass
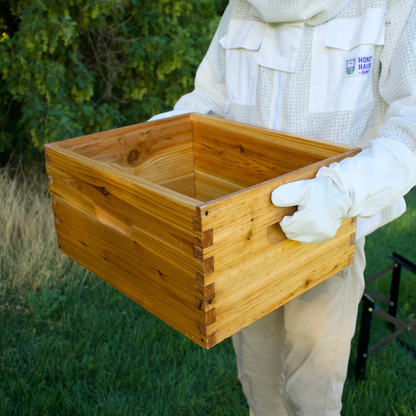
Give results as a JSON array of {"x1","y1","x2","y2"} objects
[{"x1": 0, "y1": 165, "x2": 70, "y2": 312}]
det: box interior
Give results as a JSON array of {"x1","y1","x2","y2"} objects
[{"x1": 58, "y1": 115, "x2": 345, "y2": 203}]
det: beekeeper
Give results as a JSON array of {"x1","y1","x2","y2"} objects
[{"x1": 150, "y1": 0, "x2": 416, "y2": 414}]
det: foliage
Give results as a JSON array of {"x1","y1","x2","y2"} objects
[{"x1": 0, "y1": 0, "x2": 227, "y2": 163}]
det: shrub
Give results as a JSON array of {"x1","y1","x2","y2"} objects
[{"x1": 0, "y1": 0, "x2": 227, "y2": 164}]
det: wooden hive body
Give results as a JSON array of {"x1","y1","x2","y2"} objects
[{"x1": 45, "y1": 114, "x2": 359, "y2": 349}]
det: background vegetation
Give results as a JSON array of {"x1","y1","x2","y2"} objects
[
  {"x1": 0, "y1": 0, "x2": 227, "y2": 165},
  {"x1": 0, "y1": 166, "x2": 415, "y2": 415}
]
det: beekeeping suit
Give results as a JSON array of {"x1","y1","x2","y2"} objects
[{"x1": 150, "y1": 0, "x2": 416, "y2": 414}]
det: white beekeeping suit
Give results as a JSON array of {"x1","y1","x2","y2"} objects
[{"x1": 151, "y1": 0, "x2": 416, "y2": 414}]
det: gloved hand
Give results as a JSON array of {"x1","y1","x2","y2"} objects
[
  {"x1": 271, "y1": 137, "x2": 416, "y2": 244},
  {"x1": 148, "y1": 105, "x2": 195, "y2": 122}
]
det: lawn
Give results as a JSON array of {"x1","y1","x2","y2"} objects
[{"x1": 0, "y1": 167, "x2": 415, "y2": 416}]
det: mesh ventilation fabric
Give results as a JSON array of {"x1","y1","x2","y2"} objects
[
  {"x1": 246, "y1": 0, "x2": 350, "y2": 23},
  {"x1": 332, "y1": 0, "x2": 389, "y2": 20}
]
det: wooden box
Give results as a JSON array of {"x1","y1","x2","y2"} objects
[{"x1": 44, "y1": 114, "x2": 359, "y2": 349}]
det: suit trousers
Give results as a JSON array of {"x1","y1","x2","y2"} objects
[{"x1": 232, "y1": 238, "x2": 366, "y2": 416}]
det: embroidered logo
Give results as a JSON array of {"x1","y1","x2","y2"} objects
[
  {"x1": 346, "y1": 59, "x2": 355, "y2": 75},
  {"x1": 344, "y1": 56, "x2": 373, "y2": 78}
]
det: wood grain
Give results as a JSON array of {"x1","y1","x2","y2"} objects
[
  {"x1": 192, "y1": 130, "x2": 360, "y2": 347},
  {"x1": 53, "y1": 196, "x2": 208, "y2": 346},
  {"x1": 191, "y1": 114, "x2": 354, "y2": 157},
  {"x1": 45, "y1": 114, "x2": 360, "y2": 349},
  {"x1": 196, "y1": 148, "x2": 361, "y2": 243},
  {"x1": 49, "y1": 114, "x2": 196, "y2": 198},
  {"x1": 204, "y1": 222, "x2": 355, "y2": 345},
  {"x1": 159, "y1": 173, "x2": 195, "y2": 198},
  {"x1": 45, "y1": 143, "x2": 200, "y2": 232},
  {"x1": 194, "y1": 123, "x2": 321, "y2": 188},
  {"x1": 194, "y1": 170, "x2": 244, "y2": 202},
  {"x1": 47, "y1": 164, "x2": 202, "y2": 280}
]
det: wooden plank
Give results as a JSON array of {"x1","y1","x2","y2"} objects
[
  {"x1": 53, "y1": 197, "x2": 208, "y2": 347},
  {"x1": 48, "y1": 115, "x2": 195, "y2": 208},
  {"x1": 204, "y1": 224, "x2": 355, "y2": 346},
  {"x1": 48, "y1": 164, "x2": 202, "y2": 276},
  {"x1": 197, "y1": 148, "x2": 361, "y2": 243},
  {"x1": 194, "y1": 170, "x2": 244, "y2": 202},
  {"x1": 56, "y1": 113, "x2": 192, "y2": 152},
  {"x1": 127, "y1": 136, "x2": 193, "y2": 184},
  {"x1": 45, "y1": 144, "x2": 200, "y2": 232},
  {"x1": 201, "y1": 220, "x2": 356, "y2": 336},
  {"x1": 193, "y1": 124, "x2": 325, "y2": 188},
  {"x1": 192, "y1": 114, "x2": 359, "y2": 197},
  {"x1": 69, "y1": 129, "x2": 193, "y2": 186},
  {"x1": 204, "y1": 219, "x2": 354, "y2": 297},
  {"x1": 191, "y1": 114, "x2": 354, "y2": 156},
  {"x1": 159, "y1": 173, "x2": 195, "y2": 198},
  {"x1": 54, "y1": 197, "x2": 203, "y2": 307}
]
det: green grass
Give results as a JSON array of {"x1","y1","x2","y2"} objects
[
  {"x1": 0, "y1": 168, "x2": 415, "y2": 415},
  {"x1": 342, "y1": 187, "x2": 416, "y2": 416}
]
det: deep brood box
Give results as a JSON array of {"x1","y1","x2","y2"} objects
[{"x1": 44, "y1": 114, "x2": 359, "y2": 348}]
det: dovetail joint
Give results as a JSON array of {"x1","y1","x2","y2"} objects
[
  {"x1": 196, "y1": 296, "x2": 215, "y2": 312},
  {"x1": 196, "y1": 297, "x2": 203, "y2": 310},
  {"x1": 206, "y1": 308, "x2": 216, "y2": 326},
  {"x1": 194, "y1": 244, "x2": 203, "y2": 259},
  {"x1": 195, "y1": 271, "x2": 205, "y2": 286},
  {"x1": 207, "y1": 332, "x2": 217, "y2": 349},
  {"x1": 193, "y1": 216, "x2": 202, "y2": 232},
  {"x1": 203, "y1": 257, "x2": 214, "y2": 275},
  {"x1": 201, "y1": 229, "x2": 213, "y2": 248},
  {"x1": 203, "y1": 282, "x2": 215, "y2": 302},
  {"x1": 197, "y1": 321, "x2": 206, "y2": 336}
]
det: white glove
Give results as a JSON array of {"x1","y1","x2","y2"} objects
[
  {"x1": 147, "y1": 105, "x2": 195, "y2": 122},
  {"x1": 271, "y1": 137, "x2": 416, "y2": 244}
]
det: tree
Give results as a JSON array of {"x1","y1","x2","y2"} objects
[{"x1": 0, "y1": 0, "x2": 227, "y2": 164}]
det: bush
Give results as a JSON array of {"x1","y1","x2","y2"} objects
[{"x1": 0, "y1": 0, "x2": 227, "y2": 164}]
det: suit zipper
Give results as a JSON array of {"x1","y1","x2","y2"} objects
[{"x1": 273, "y1": 71, "x2": 284, "y2": 130}]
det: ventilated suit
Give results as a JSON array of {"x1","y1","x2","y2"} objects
[{"x1": 150, "y1": 0, "x2": 416, "y2": 414}]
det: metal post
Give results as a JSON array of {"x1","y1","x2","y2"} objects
[
  {"x1": 355, "y1": 295, "x2": 374, "y2": 379},
  {"x1": 388, "y1": 263, "x2": 401, "y2": 332}
]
